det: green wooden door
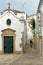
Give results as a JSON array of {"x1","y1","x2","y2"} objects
[{"x1": 4, "y1": 36, "x2": 13, "y2": 53}]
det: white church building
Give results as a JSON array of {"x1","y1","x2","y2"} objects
[{"x1": 0, "y1": 3, "x2": 27, "y2": 54}]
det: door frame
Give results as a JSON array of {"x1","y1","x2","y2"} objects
[
  {"x1": 4, "y1": 36, "x2": 14, "y2": 54},
  {"x1": 1, "y1": 28, "x2": 16, "y2": 54}
]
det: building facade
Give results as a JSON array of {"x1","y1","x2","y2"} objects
[
  {"x1": 0, "y1": 4, "x2": 27, "y2": 54},
  {"x1": 35, "y1": 0, "x2": 43, "y2": 56},
  {"x1": 26, "y1": 14, "x2": 36, "y2": 46}
]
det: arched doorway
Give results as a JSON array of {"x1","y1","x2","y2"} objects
[{"x1": 1, "y1": 28, "x2": 16, "y2": 54}]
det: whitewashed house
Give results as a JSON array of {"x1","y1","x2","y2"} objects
[
  {"x1": 26, "y1": 14, "x2": 36, "y2": 45},
  {"x1": 0, "y1": 4, "x2": 27, "y2": 54},
  {"x1": 35, "y1": 0, "x2": 43, "y2": 56}
]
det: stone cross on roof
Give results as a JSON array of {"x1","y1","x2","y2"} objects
[{"x1": 8, "y1": 3, "x2": 11, "y2": 10}]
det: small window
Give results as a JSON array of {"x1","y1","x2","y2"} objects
[
  {"x1": 37, "y1": 16, "x2": 39, "y2": 19},
  {"x1": 6, "y1": 19, "x2": 11, "y2": 26}
]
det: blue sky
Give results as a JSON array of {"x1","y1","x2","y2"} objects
[{"x1": 0, "y1": 0, "x2": 40, "y2": 15}]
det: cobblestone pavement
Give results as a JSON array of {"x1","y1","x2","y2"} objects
[
  {"x1": 0, "y1": 46, "x2": 43, "y2": 65},
  {"x1": 9, "y1": 55, "x2": 41, "y2": 65},
  {"x1": 9, "y1": 47, "x2": 43, "y2": 65},
  {"x1": 0, "y1": 54, "x2": 21, "y2": 65}
]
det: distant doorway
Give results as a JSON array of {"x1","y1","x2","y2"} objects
[
  {"x1": 4, "y1": 36, "x2": 13, "y2": 53},
  {"x1": 30, "y1": 40, "x2": 33, "y2": 48}
]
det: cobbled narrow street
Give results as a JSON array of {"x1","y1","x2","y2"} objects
[
  {"x1": 0, "y1": 45, "x2": 43, "y2": 65},
  {"x1": 9, "y1": 46, "x2": 43, "y2": 65}
]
